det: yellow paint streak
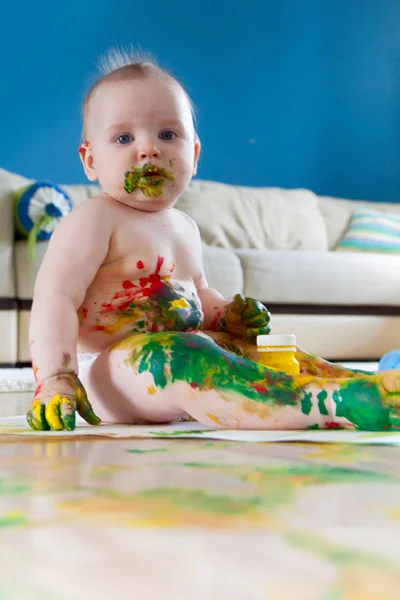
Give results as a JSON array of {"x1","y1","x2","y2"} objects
[
  {"x1": 206, "y1": 413, "x2": 222, "y2": 425},
  {"x1": 31, "y1": 399, "x2": 43, "y2": 421},
  {"x1": 94, "y1": 312, "x2": 142, "y2": 335},
  {"x1": 170, "y1": 298, "x2": 189, "y2": 309},
  {"x1": 44, "y1": 395, "x2": 64, "y2": 431},
  {"x1": 241, "y1": 399, "x2": 271, "y2": 419},
  {"x1": 147, "y1": 385, "x2": 157, "y2": 395}
]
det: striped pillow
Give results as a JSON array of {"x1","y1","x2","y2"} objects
[{"x1": 335, "y1": 208, "x2": 400, "y2": 254}]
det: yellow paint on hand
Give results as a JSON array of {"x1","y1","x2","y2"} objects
[
  {"x1": 31, "y1": 399, "x2": 43, "y2": 420},
  {"x1": 206, "y1": 413, "x2": 222, "y2": 425},
  {"x1": 170, "y1": 298, "x2": 189, "y2": 310},
  {"x1": 45, "y1": 395, "x2": 64, "y2": 430},
  {"x1": 147, "y1": 385, "x2": 157, "y2": 395}
]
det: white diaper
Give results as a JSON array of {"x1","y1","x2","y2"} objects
[{"x1": 77, "y1": 352, "x2": 101, "y2": 378}]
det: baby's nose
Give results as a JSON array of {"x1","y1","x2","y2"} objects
[{"x1": 138, "y1": 145, "x2": 161, "y2": 161}]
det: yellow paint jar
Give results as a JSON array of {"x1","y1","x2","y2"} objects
[{"x1": 257, "y1": 334, "x2": 300, "y2": 375}]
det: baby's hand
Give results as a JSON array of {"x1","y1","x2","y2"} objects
[
  {"x1": 221, "y1": 294, "x2": 271, "y2": 339},
  {"x1": 26, "y1": 373, "x2": 101, "y2": 431}
]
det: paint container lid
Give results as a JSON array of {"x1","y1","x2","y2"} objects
[{"x1": 257, "y1": 334, "x2": 296, "y2": 349}]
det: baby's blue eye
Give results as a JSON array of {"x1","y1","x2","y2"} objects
[
  {"x1": 116, "y1": 135, "x2": 132, "y2": 145},
  {"x1": 160, "y1": 131, "x2": 176, "y2": 141}
]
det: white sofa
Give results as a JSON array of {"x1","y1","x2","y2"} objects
[{"x1": 1, "y1": 167, "x2": 400, "y2": 365}]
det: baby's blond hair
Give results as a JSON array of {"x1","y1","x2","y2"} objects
[{"x1": 82, "y1": 47, "x2": 198, "y2": 140}]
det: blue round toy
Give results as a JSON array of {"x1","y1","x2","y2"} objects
[
  {"x1": 14, "y1": 182, "x2": 72, "y2": 259},
  {"x1": 378, "y1": 350, "x2": 400, "y2": 371}
]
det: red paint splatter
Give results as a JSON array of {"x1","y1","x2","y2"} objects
[
  {"x1": 325, "y1": 422, "x2": 341, "y2": 429},
  {"x1": 89, "y1": 256, "x2": 170, "y2": 330},
  {"x1": 34, "y1": 383, "x2": 43, "y2": 399},
  {"x1": 190, "y1": 382, "x2": 199, "y2": 389},
  {"x1": 253, "y1": 384, "x2": 267, "y2": 394},
  {"x1": 91, "y1": 324, "x2": 107, "y2": 332},
  {"x1": 136, "y1": 260, "x2": 145, "y2": 269}
]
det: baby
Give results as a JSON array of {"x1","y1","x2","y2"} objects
[{"x1": 27, "y1": 50, "x2": 400, "y2": 432}]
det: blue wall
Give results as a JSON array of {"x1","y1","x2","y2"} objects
[{"x1": 1, "y1": 1, "x2": 399, "y2": 201}]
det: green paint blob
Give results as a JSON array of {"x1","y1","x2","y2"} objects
[
  {"x1": 317, "y1": 390, "x2": 329, "y2": 416},
  {"x1": 301, "y1": 392, "x2": 313, "y2": 415},
  {"x1": 333, "y1": 380, "x2": 391, "y2": 430}
]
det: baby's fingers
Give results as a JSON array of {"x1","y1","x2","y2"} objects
[
  {"x1": 244, "y1": 311, "x2": 272, "y2": 328},
  {"x1": 231, "y1": 294, "x2": 247, "y2": 314},
  {"x1": 26, "y1": 400, "x2": 50, "y2": 431},
  {"x1": 75, "y1": 391, "x2": 101, "y2": 426},
  {"x1": 243, "y1": 299, "x2": 269, "y2": 320},
  {"x1": 244, "y1": 324, "x2": 272, "y2": 340},
  {"x1": 41, "y1": 395, "x2": 76, "y2": 431}
]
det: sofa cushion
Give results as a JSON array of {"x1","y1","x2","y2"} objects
[
  {"x1": 319, "y1": 195, "x2": 400, "y2": 250},
  {"x1": 201, "y1": 244, "x2": 244, "y2": 298},
  {"x1": 335, "y1": 208, "x2": 400, "y2": 254},
  {"x1": 176, "y1": 180, "x2": 328, "y2": 251},
  {"x1": 235, "y1": 249, "x2": 400, "y2": 306}
]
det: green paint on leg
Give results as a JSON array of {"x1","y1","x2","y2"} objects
[
  {"x1": 333, "y1": 379, "x2": 391, "y2": 430},
  {"x1": 120, "y1": 331, "x2": 302, "y2": 409},
  {"x1": 317, "y1": 390, "x2": 329, "y2": 416},
  {"x1": 301, "y1": 392, "x2": 312, "y2": 416}
]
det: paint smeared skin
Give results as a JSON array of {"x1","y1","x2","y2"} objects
[
  {"x1": 87, "y1": 256, "x2": 203, "y2": 335},
  {"x1": 27, "y1": 373, "x2": 101, "y2": 431},
  {"x1": 124, "y1": 163, "x2": 174, "y2": 198},
  {"x1": 113, "y1": 331, "x2": 400, "y2": 431},
  {"x1": 217, "y1": 294, "x2": 271, "y2": 339}
]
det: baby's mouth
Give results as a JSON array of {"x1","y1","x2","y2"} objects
[{"x1": 123, "y1": 163, "x2": 175, "y2": 198}]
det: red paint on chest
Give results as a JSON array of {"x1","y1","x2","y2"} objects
[
  {"x1": 99, "y1": 256, "x2": 168, "y2": 313},
  {"x1": 136, "y1": 260, "x2": 145, "y2": 269}
]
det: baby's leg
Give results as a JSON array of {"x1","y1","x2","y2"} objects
[{"x1": 81, "y1": 331, "x2": 400, "y2": 431}]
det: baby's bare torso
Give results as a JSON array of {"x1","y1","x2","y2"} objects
[{"x1": 77, "y1": 199, "x2": 204, "y2": 352}]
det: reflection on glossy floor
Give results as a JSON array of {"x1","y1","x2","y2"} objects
[{"x1": 1, "y1": 436, "x2": 400, "y2": 599}]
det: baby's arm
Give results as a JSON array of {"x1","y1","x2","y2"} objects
[{"x1": 28, "y1": 198, "x2": 112, "y2": 429}]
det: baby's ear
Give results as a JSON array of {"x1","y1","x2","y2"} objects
[
  {"x1": 79, "y1": 142, "x2": 97, "y2": 182},
  {"x1": 193, "y1": 140, "x2": 201, "y2": 176}
]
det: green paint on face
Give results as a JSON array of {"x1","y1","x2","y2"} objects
[
  {"x1": 124, "y1": 163, "x2": 174, "y2": 198},
  {"x1": 333, "y1": 379, "x2": 391, "y2": 430},
  {"x1": 317, "y1": 390, "x2": 329, "y2": 416},
  {"x1": 301, "y1": 392, "x2": 312, "y2": 415}
]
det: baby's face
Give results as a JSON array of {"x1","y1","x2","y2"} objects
[{"x1": 81, "y1": 76, "x2": 200, "y2": 211}]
